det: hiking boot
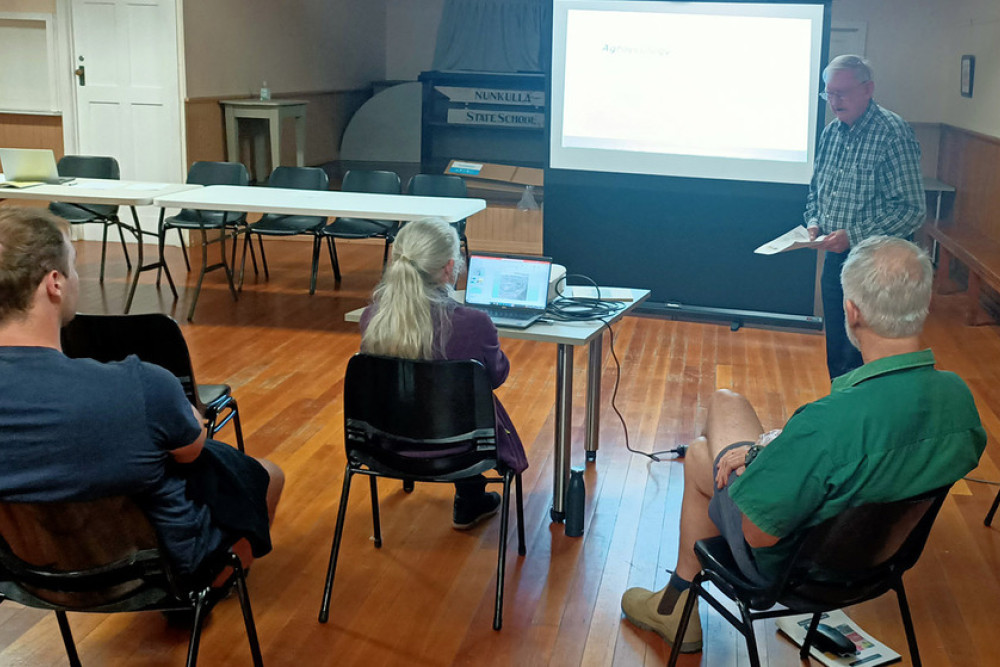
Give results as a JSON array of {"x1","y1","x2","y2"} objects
[
  {"x1": 621, "y1": 585, "x2": 702, "y2": 653},
  {"x1": 452, "y1": 491, "x2": 501, "y2": 530}
]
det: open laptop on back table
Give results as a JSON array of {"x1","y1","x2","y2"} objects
[
  {"x1": 465, "y1": 252, "x2": 552, "y2": 329},
  {"x1": 0, "y1": 148, "x2": 75, "y2": 188}
]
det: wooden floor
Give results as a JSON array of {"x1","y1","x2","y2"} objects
[{"x1": 2, "y1": 238, "x2": 1000, "y2": 666}]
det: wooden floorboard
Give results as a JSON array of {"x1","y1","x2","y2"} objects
[{"x1": 2, "y1": 238, "x2": 999, "y2": 666}]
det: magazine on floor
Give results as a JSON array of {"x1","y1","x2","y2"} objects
[{"x1": 776, "y1": 609, "x2": 901, "y2": 666}]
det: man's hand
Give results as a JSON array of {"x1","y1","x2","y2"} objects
[
  {"x1": 817, "y1": 229, "x2": 850, "y2": 253},
  {"x1": 716, "y1": 444, "x2": 751, "y2": 489},
  {"x1": 807, "y1": 225, "x2": 820, "y2": 241}
]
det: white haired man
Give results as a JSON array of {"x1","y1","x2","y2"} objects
[
  {"x1": 806, "y1": 55, "x2": 927, "y2": 380},
  {"x1": 621, "y1": 237, "x2": 984, "y2": 653}
]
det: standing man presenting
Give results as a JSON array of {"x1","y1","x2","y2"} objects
[{"x1": 806, "y1": 54, "x2": 926, "y2": 379}]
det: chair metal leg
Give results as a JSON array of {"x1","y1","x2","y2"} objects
[
  {"x1": 186, "y1": 589, "x2": 210, "y2": 667},
  {"x1": 737, "y1": 599, "x2": 762, "y2": 667},
  {"x1": 327, "y1": 236, "x2": 342, "y2": 282},
  {"x1": 801, "y1": 612, "x2": 823, "y2": 660},
  {"x1": 257, "y1": 234, "x2": 269, "y2": 279},
  {"x1": 115, "y1": 219, "x2": 133, "y2": 270},
  {"x1": 369, "y1": 476, "x2": 382, "y2": 548},
  {"x1": 99, "y1": 220, "x2": 110, "y2": 283},
  {"x1": 515, "y1": 473, "x2": 526, "y2": 556},
  {"x1": 309, "y1": 236, "x2": 322, "y2": 295},
  {"x1": 319, "y1": 465, "x2": 354, "y2": 623},
  {"x1": 218, "y1": 228, "x2": 239, "y2": 302},
  {"x1": 176, "y1": 227, "x2": 191, "y2": 271},
  {"x1": 895, "y1": 582, "x2": 922, "y2": 667},
  {"x1": 382, "y1": 237, "x2": 391, "y2": 271},
  {"x1": 667, "y1": 575, "x2": 703, "y2": 667},
  {"x1": 493, "y1": 471, "x2": 513, "y2": 630},
  {"x1": 985, "y1": 487, "x2": 1000, "y2": 526},
  {"x1": 208, "y1": 398, "x2": 244, "y2": 453},
  {"x1": 232, "y1": 555, "x2": 264, "y2": 667},
  {"x1": 55, "y1": 611, "x2": 82, "y2": 667},
  {"x1": 187, "y1": 229, "x2": 211, "y2": 321}
]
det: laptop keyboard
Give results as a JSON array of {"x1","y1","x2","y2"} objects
[{"x1": 483, "y1": 307, "x2": 538, "y2": 322}]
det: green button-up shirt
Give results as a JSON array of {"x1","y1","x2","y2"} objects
[{"x1": 730, "y1": 350, "x2": 985, "y2": 579}]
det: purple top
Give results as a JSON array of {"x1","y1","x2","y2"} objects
[{"x1": 360, "y1": 302, "x2": 528, "y2": 473}]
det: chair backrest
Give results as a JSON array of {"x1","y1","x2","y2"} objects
[
  {"x1": 341, "y1": 169, "x2": 401, "y2": 195},
  {"x1": 60, "y1": 313, "x2": 204, "y2": 411},
  {"x1": 268, "y1": 166, "x2": 329, "y2": 191},
  {"x1": 51, "y1": 155, "x2": 121, "y2": 218},
  {"x1": 407, "y1": 173, "x2": 467, "y2": 199},
  {"x1": 186, "y1": 161, "x2": 250, "y2": 187},
  {"x1": 0, "y1": 496, "x2": 174, "y2": 610},
  {"x1": 57, "y1": 155, "x2": 120, "y2": 180},
  {"x1": 777, "y1": 485, "x2": 951, "y2": 607},
  {"x1": 343, "y1": 354, "x2": 497, "y2": 479}
]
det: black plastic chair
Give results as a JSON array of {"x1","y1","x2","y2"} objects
[
  {"x1": 667, "y1": 485, "x2": 952, "y2": 667},
  {"x1": 315, "y1": 170, "x2": 401, "y2": 288},
  {"x1": 240, "y1": 166, "x2": 330, "y2": 293},
  {"x1": 160, "y1": 161, "x2": 252, "y2": 321},
  {"x1": 61, "y1": 313, "x2": 244, "y2": 452},
  {"x1": 318, "y1": 354, "x2": 526, "y2": 631},
  {"x1": 407, "y1": 174, "x2": 470, "y2": 263},
  {"x1": 49, "y1": 155, "x2": 130, "y2": 283},
  {"x1": 0, "y1": 496, "x2": 262, "y2": 667}
]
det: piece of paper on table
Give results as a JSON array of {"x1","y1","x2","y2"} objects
[
  {"x1": 776, "y1": 609, "x2": 900, "y2": 667},
  {"x1": 562, "y1": 286, "x2": 633, "y2": 301},
  {"x1": 755, "y1": 225, "x2": 826, "y2": 255}
]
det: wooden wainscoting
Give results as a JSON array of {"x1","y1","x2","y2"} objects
[
  {"x1": 937, "y1": 124, "x2": 1000, "y2": 238},
  {"x1": 0, "y1": 112, "x2": 63, "y2": 155}
]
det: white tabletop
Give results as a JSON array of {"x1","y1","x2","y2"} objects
[
  {"x1": 219, "y1": 99, "x2": 309, "y2": 108},
  {"x1": 153, "y1": 185, "x2": 486, "y2": 223},
  {"x1": 923, "y1": 176, "x2": 955, "y2": 193},
  {"x1": 0, "y1": 178, "x2": 202, "y2": 206},
  {"x1": 345, "y1": 288, "x2": 651, "y2": 347}
]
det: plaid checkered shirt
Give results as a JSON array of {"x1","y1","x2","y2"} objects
[{"x1": 804, "y1": 101, "x2": 926, "y2": 246}]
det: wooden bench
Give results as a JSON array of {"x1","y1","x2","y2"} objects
[{"x1": 924, "y1": 222, "x2": 1000, "y2": 325}]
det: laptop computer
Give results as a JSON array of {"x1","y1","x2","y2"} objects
[
  {"x1": 465, "y1": 252, "x2": 552, "y2": 329},
  {"x1": 0, "y1": 148, "x2": 75, "y2": 187}
]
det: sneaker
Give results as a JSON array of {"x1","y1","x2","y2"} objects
[
  {"x1": 620, "y1": 586, "x2": 702, "y2": 653},
  {"x1": 452, "y1": 491, "x2": 501, "y2": 530}
]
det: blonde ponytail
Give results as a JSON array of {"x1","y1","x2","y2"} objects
[{"x1": 361, "y1": 218, "x2": 464, "y2": 359}]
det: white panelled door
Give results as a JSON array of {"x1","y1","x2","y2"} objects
[{"x1": 71, "y1": 0, "x2": 183, "y2": 238}]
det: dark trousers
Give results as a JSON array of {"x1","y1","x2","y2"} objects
[{"x1": 821, "y1": 250, "x2": 864, "y2": 380}]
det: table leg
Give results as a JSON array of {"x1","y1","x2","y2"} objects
[
  {"x1": 269, "y1": 112, "x2": 282, "y2": 176},
  {"x1": 295, "y1": 114, "x2": 306, "y2": 167},
  {"x1": 125, "y1": 207, "x2": 176, "y2": 313},
  {"x1": 551, "y1": 343, "x2": 573, "y2": 522},
  {"x1": 224, "y1": 108, "x2": 239, "y2": 163},
  {"x1": 585, "y1": 332, "x2": 603, "y2": 463}
]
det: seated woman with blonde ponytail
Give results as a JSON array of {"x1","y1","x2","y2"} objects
[{"x1": 360, "y1": 217, "x2": 529, "y2": 529}]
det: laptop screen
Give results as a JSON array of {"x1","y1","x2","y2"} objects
[{"x1": 466, "y1": 253, "x2": 552, "y2": 310}]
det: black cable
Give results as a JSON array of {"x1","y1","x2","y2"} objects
[{"x1": 552, "y1": 272, "x2": 684, "y2": 462}]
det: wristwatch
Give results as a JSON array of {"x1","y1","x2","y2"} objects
[{"x1": 744, "y1": 443, "x2": 762, "y2": 468}]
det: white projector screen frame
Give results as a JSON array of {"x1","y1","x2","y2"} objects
[{"x1": 549, "y1": 0, "x2": 827, "y2": 185}]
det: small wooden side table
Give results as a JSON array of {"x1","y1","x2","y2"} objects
[{"x1": 221, "y1": 99, "x2": 308, "y2": 181}]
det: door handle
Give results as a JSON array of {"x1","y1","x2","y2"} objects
[{"x1": 75, "y1": 65, "x2": 86, "y2": 86}]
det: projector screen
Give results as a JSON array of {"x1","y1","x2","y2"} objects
[{"x1": 549, "y1": 0, "x2": 827, "y2": 185}]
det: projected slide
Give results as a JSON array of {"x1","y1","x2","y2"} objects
[{"x1": 550, "y1": 1, "x2": 826, "y2": 185}]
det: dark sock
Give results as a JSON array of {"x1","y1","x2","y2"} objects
[{"x1": 657, "y1": 573, "x2": 692, "y2": 615}]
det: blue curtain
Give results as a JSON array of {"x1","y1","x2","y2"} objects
[{"x1": 433, "y1": 0, "x2": 551, "y2": 72}]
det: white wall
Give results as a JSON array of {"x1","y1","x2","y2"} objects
[
  {"x1": 184, "y1": 0, "x2": 387, "y2": 98},
  {"x1": 386, "y1": 0, "x2": 443, "y2": 80},
  {"x1": 938, "y1": 0, "x2": 1000, "y2": 137}
]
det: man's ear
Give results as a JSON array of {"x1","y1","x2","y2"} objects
[
  {"x1": 844, "y1": 299, "x2": 863, "y2": 327},
  {"x1": 43, "y1": 270, "x2": 64, "y2": 301}
]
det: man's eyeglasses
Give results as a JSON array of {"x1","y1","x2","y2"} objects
[{"x1": 820, "y1": 82, "x2": 868, "y2": 102}]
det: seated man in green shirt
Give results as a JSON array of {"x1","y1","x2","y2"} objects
[{"x1": 621, "y1": 236, "x2": 986, "y2": 653}]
